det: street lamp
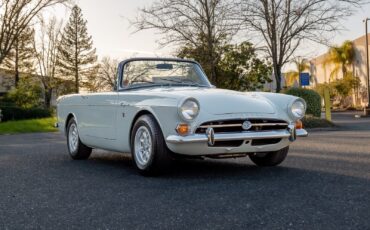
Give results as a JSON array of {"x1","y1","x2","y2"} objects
[{"x1": 364, "y1": 18, "x2": 370, "y2": 115}]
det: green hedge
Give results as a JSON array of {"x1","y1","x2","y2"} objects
[
  {"x1": 302, "y1": 115, "x2": 335, "y2": 129},
  {"x1": 0, "y1": 106, "x2": 52, "y2": 122},
  {"x1": 285, "y1": 88, "x2": 322, "y2": 117}
]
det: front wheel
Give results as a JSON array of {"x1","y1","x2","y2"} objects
[
  {"x1": 249, "y1": 146, "x2": 289, "y2": 167},
  {"x1": 66, "y1": 117, "x2": 92, "y2": 160},
  {"x1": 131, "y1": 114, "x2": 172, "y2": 176}
]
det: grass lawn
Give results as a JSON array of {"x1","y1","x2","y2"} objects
[{"x1": 0, "y1": 117, "x2": 58, "y2": 135}]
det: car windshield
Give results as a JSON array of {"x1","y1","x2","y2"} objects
[{"x1": 121, "y1": 60, "x2": 211, "y2": 89}]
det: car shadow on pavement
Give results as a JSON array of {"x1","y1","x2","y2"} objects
[
  {"x1": 84, "y1": 150, "x2": 370, "y2": 181},
  {"x1": 85, "y1": 150, "x2": 285, "y2": 178}
]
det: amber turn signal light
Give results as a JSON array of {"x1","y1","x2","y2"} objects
[
  {"x1": 176, "y1": 124, "x2": 190, "y2": 136},
  {"x1": 295, "y1": 120, "x2": 303, "y2": 129}
]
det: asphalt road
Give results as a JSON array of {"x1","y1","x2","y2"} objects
[{"x1": 0, "y1": 112, "x2": 370, "y2": 230}]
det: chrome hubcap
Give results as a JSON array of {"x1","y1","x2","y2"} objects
[
  {"x1": 68, "y1": 123, "x2": 79, "y2": 153},
  {"x1": 134, "y1": 126, "x2": 152, "y2": 168}
]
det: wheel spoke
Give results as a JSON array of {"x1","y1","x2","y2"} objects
[
  {"x1": 134, "y1": 126, "x2": 152, "y2": 167},
  {"x1": 68, "y1": 123, "x2": 79, "y2": 153}
]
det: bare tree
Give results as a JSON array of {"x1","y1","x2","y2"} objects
[
  {"x1": 33, "y1": 17, "x2": 63, "y2": 108},
  {"x1": 98, "y1": 57, "x2": 118, "y2": 91},
  {"x1": 82, "y1": 64, "x2": 102, "y2": 92},
  {"x1": 239, "y1": 0, "x2": 368, "y2": 92},
  {"x1": 132, "y1": 0, "x2": 238, "y2": 84},
  {"x1": 83, "y1": 57, "x2": 118, "y2": 92},
  {"x1": 0, "y1": 0, "x2": 68, "y2": 66}
]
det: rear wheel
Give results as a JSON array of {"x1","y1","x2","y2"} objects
[
  {"x1": 131, "y1": 114, "x2": 172, "y2": 176},
  {"x1": 66, "y1": 118, "x2": 92, "y2": 160},
  {"x1": 249, "y1": 146, "x2": 289, "y2": 167}
]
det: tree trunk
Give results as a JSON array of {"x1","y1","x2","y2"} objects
[
  {"x1": 75, "y1": 51, "x2": 79, "y2": 93},
  {"x1": 342, "y1": 64, "x2": 347, "y2": 77},
  {"x1": 273, "y1": 62, "x2": 282, "y2": 93},
  {"x1": 0, "y1": 55, "x2": 5, "y2": 66},
  {"x1": 204, "y1": 0, "x2": 217, "y2": 85},
  {"x1": 15, "y1": 69, "x2": 19, "y2": 88},
  {"x1": 44, "y1": 88, "x2": 53, "y2": 109},
  {"x1": 14, "y1": 38, "x2": 19, "y2": 87},
  {"x1": 207, "y1": 41, "x2": 217, "y2": 85},
  {"x1": 75, "y1": 21, "x2": 79, "y2": 94},
  {"x1": 210, "y1": 60, "x2": 217, "y2": 85},
  {"x1": 75, "y1": 71, "x2": 79, "y2": 94}
]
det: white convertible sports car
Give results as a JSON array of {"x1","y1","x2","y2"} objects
[{"x1": 56, "y1": 58, "x2": 308, "y2": 175}]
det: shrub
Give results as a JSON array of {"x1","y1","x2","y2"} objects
[
  {"x1": 4, "y1": 77, "x2": 43, "y2": 109},
  {"x1": 0, "y1": 106, "x2": 52, "y2": 122},
  {"x1": 0, "y1": 76, "x2": 51, "y2": 121},
  {"x1": 333, "y1": 72, "x2": 361, "y2": 99},
  {"x1": 313, "y1": 83, "x2": 336, "y2": 99},
  {"x1": 285, "y1": 87, "x2": 322, "y2": 117},
  {"x1": 313, "y1": 73, "x2": 361, "y2": 109},
  {"x1": 302, "y1": 115, "x2": 336, "y2": 129}
]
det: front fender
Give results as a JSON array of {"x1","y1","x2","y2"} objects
[
  {"x1": 138, "y1": 105, "x2": 180, "y2": 139},
  {"x1": 255, "y1": 92, "x2": 302, "y2": 122}
]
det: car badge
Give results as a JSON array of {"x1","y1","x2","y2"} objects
[{"x1": 242, "y1": 121, "x2": 252, "y2": 130}]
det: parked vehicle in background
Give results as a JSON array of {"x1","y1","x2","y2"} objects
[{"x1": 56, "y1": 58, "x2": 308, "y2": 175}]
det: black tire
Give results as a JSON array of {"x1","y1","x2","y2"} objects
[
  {"x1": 130, "y1": 114, "x2": 172, "y2": 176},
  {"x1": 66, "y1": 117, "x2": 92, "y2": 160},
  {"x1": 249, "y1": 146, "x2": 289, "y2": 167}
]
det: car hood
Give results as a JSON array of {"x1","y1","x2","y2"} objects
[{"x1": 145, "y1": 87, "x2": 276, "y2": 115}]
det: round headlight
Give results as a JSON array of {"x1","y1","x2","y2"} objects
[
  {"x1": 179, "y1": 98, "x2": 200, "y2": 121},
  {"x1": 290, "y1": 99, "x2": 306, "y2": 119}
]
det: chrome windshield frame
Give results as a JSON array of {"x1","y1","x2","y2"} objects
[{"x1": 117, "y1": 57, "x2": 212, "y2": 91}]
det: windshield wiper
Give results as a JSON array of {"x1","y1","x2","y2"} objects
[
  {"x1": 130, "y1": 80, "x2": 155, "y2": 84},
  {"x1": 125, "y1": 83, "x2": 163, "y2": 90},
  {"x1": 160, "y1": 78, "x2": 207, "y2": 87}
]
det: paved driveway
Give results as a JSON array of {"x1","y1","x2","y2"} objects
[{"x1": 0, "y1": 112, "x2": 369, "y2": 229}]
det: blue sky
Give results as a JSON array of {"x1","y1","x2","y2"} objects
[{"x1": 52, "y1": 1, "x2": 370, "y2": 65}]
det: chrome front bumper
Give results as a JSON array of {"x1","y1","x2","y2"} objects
[{"x1": 166, "y1": 127, "x2": 308, "y2": 144}]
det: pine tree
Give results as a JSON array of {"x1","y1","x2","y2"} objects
[
  {"x1": 2, "y1": 26, "x2": 35, "y2": 87},
  {"x1": 58, "y1": 5, "x2": 97, "y2": 93}
]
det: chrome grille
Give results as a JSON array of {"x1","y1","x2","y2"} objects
[{"x1": 195, "y1": 119, "x2": 289, "y2": 134}]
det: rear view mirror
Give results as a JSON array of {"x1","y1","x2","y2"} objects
[{"x1": 156, "y1": 63, "x2": 173, "y2": 70}]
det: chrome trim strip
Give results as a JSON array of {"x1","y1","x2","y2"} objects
[
  {"x1": 199, "y1": 122, "x2": 288, "y2": 129},
  {"x1": 199, "y1": 124, "x2": 242, "y2": 128},
  {"x1": 167, "y1": 130, "x2": 292, "y2": 143},
  {"x1": 251, "y1": 123, "x2": 288, "y2": 126}
]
